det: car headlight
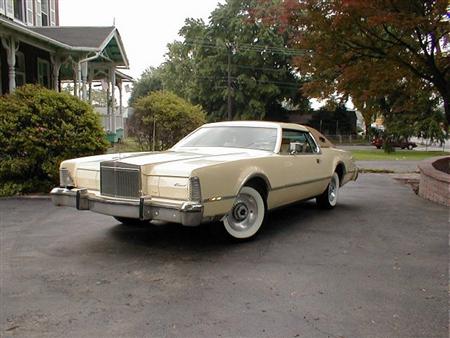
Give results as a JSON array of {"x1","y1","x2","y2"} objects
[
  {"x1": 189, "y1": 176, "x2": 202, "y2": 202},
  {"x1": 60, "y1": 168, "x2": 74, "y2": 188}
]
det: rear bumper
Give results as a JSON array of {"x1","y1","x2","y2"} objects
[{"x1": 50, "y1": 187, "x2": 203, "y2": 226}]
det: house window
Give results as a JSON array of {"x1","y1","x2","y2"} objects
[
  {"x1": 14, "y1": 0, "x2": 24, "y2": 21},
  {"x1": 15, "y1": 52, "x2": 26, "y2": 87},
  {"x1": 5, "y1": 0, "x2": 13, "y2": 18},
  {"x1": 40, "y1": 0, "x2": 48, "y2": 26},
  {"x1": 25, "y1": 0, "x2": 33, "y2": 25},
  {"x1": 34, "y1": 0, "x2": 41, "y2": 26},
  {"x1": 0, "y1": 0, "x2": 5, "y2": 15},
  {"x1": 37, "y1": 58, "x2": 50, "y2": 88},
  {"x1": 49, "y1": 0, "x2": 55, "y2": 25}
]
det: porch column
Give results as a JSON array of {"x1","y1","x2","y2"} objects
[
  {"x1": 110, "y1": 67, "x2": 116, "y2": 133},
  {"x1": 50, "y1": 55, "x2": 62, "y2": 92},
  {"x1": 81, "y1": 61, "x2": 88, "y2": 101},
  {"x1": 118, "y1": 80, "x2": 123, "y2": 116},
  {"x1": 73, "y1": 61, "x2": 79, "y2": 97},
  {"x1": 88, "y1": 67, "x2": 94, "y2": 103},
  {"x1": 106, "y1": 77, "x2": 111, "y2": 131},
  {"x1": 1, "y1": 36, "x2": 19, "y2": 93}
]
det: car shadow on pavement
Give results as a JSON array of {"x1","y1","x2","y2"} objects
[{"x1": 105, "y1": 199, "x2": 358, "y2": 253}]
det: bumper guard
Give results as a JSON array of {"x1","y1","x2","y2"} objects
[{"x1": 51, "y1": 187, "x2": 203, "y2": 226}]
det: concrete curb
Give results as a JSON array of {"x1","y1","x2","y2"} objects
[{"x1": 0, "y1": 195, "x2": 51, "y2": 200}]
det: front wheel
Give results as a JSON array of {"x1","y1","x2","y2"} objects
[
  {"x1": 316, "y1": 172, "x2": 340, "y2": 209},
  {"x1": 223, "y1": 186, "x2": 265, "y2": 240},
  {"x1": 113, "y1": 216, "x2": 149, "y2": 226}
]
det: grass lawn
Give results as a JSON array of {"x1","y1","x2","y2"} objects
[{"x1": 351, "y1": 149, "x2": 449, "y2": 161}]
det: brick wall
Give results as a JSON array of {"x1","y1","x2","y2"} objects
[{"x1": 418, "y1": 156, "x2": 450, "y2": 207}]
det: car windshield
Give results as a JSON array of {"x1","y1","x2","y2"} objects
[{"x1": 174, "y1": 126, "x2": 278, "y2": 152}]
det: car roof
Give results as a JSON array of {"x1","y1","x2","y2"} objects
[{"x1": 202, "y1": 120, "x2": 309, "y2": 132}]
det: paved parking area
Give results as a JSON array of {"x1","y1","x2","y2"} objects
[{"x1": 1, "y1": 174, "x2": 448, "y2": 337}]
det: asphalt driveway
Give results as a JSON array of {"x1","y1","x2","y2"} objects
[{"x1": 0, "y1": 174, "x2": 448, "y2": 337}]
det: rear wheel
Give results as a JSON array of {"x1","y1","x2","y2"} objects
[
  {"x1": 223, "y1": 186, "x2": 265, "y2": 240},
  {"x1": 113, "y1": 216, "x2": 149, "y2": 226},
  {"x1": 316, "y1": 172, "x2": 340, "y2": 209},
  {"x1": 407, "y1": 144, "x2": 413, "y2": 150}
]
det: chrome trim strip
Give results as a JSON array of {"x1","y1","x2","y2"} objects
[
  {"x1": 101, "y1": 166, "x2": 140, "y2": 172},
  {"x1": 271, "y1": 176, "x2": 331, "y2": 191}
]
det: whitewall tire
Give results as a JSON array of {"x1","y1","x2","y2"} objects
[
  {"x1": 223, "y1": 186, "x2": 265, "y2": 240},
  {"x1": 316, "y1": 172, "x2": 340, "y2": 209}
]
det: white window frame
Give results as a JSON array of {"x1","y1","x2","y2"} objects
[
  {"x1": 25, "y1": 0, "x2": 33, "y2": 25},
  {"x1": 34, "y1": 0, "x2": 41, "y2": 26},
  {"x1": 37, "y1": 58, "x2": 50, "y2": 88},
  {"x1": 0, "y1": 0, "x2": 5, "y2": 15},
  {"x1": 5, "y1": 0, "x2": 13, "y2": 18},
  {"x1": 13, "y1": 0, "x2": 25, "y2": 22},
  {"x1": 49, "y1": 0, "x2": 55, "y2": 25},
  {"x1": 40, "y1": 0, "x2": 47, "y2": 26}
]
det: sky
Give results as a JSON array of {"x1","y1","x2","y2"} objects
[{"x1": 59, "y1": 0, "x2": 224, "y2": 80}]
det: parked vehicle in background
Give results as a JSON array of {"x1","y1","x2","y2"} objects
[
  {"x1": 51, "y1": 121, "x2": 358, "y2": 240},
  {"x1": 371, "y1": 137, "x2": 417, "y2": 150}
]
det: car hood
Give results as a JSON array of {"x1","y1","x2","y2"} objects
[{"x1": 72, "y1": 147, "x2": 272, "y2": 177}]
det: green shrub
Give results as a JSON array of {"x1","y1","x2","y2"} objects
[
  {"x1": 0, "y1": 85, "x2": 108, "y2": 196},
  {"x1": 129, "y1": 91, "x2": 206, "y2": 150}
]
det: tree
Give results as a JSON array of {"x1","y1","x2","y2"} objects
[
  {"x1": 162, "y1": 0, "x2": 310, "y2": 121},
  {"x1": 256, "y1": 0, "x2": 450, "y2": 125},
  {"x1": 128, "y1": 91, "x2": 206, "y2": 150},
  {"x1": 0, "y1": 85, "x2": 108, "y2": 196},
  {"x1": 128, "y1": 67, "x2": 163, "y2": 107}
]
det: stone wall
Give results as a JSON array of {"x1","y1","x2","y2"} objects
[{"x1": 418, "y1": 156, "x2": 450, "y2": 207}]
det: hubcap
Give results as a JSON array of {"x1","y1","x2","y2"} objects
[
  {"x1": 328, "y1": 176, "x2": 337, "y2": 203},
  {"x1": 228, "y1": 194, "x2": 258, "y2": 232}
]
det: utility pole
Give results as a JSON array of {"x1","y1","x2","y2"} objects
[{"x1": 227, "y1": 44, "x2": 232, "y2": 121}]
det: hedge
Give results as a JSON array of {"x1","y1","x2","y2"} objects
[{"x1": 0, "y1": 85, "x2": 108, "y2": 196}]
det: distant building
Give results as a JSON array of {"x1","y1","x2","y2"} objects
[{"x1": 0, "y1": 0, "x2": 132, "y2": 141}]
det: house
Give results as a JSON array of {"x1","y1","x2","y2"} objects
[{"x1": 0, "y1": 0, "x2": 132, "y2": 141}]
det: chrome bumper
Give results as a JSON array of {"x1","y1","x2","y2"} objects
[{"x1": 50, "y1": 187, "x2": 204, "y2": 226}]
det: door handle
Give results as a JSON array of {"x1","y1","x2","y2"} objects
[{"x1": 316, "y1": 158, "x2": 321, "y2": 164}]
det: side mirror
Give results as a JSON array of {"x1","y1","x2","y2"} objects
[{"x1": 289, "y1": 142, "x2": 304, "y2": 154}]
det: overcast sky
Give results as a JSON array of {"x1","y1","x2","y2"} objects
[{"x1": 59, "y1": 0, "x2": 223, "y2": 80}]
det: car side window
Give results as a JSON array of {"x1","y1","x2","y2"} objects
[
  {"x1": 280, "y1": 129, "x2": 318, "y2": 154},
  {"x1": 305, "y1": 133, "x2": 320, "y2": 154}
]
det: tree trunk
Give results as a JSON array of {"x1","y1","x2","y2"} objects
[{"x1": 444, "y1": 96, "x2": 449, "y2": 129}]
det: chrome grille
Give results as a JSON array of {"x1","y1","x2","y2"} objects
[{"x1": 100, "y1": 162, "x2": 140, "y2": 199}]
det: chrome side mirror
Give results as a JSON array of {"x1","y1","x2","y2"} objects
[{"x1": 289, "y1": 142, "x2": 304, "y2": 155}]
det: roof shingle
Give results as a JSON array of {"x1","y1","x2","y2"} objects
[{"x1": 29, "y1": 26, "x2": 115, "y2": 49}]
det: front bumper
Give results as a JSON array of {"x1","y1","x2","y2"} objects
[{"x1": 50, "y1": 187, "x2": 203, "y2": 226}]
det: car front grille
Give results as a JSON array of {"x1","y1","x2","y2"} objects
[{"x1": 100, "y1": 161, "x2": 141, "y2": 199}]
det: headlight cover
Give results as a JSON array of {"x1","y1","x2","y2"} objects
[{"x1": 60, "y1": 168, "x2": 74, "y2": 188}]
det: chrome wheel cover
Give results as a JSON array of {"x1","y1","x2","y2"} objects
[
  {"x1": 328, "y1": 174, "x2": 339, "y2": 206},
  {"x1": 228, "y1": 193, "x2": 258, "y2": 232}
]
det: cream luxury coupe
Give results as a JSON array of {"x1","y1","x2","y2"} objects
[{"x1": 52, "y1": 121, "x2": 358, "y2": 240}]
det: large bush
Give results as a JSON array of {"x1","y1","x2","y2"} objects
[
  {"x1": 0, "y1": 85, "x2": 108, "y2": 196},
  {"x1": 129, "y1": 91, "x2": 206, "y2": 150}
]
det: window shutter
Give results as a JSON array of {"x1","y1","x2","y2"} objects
[
  {"x1": 49, "y1": 0, "x2": 56, "y2": 25},
  {"x1": 0, "y1": 0, "x2": 5, "y2": 15},
  {"x1": 26, "y1": 0, "x2": 33, "y2": 25},
  {"x1": 35, "y1": 0, "x2": 42, "y2": 26},
  {"x1": 5, "y1": 0, "x2": 13, "y2": 18}
]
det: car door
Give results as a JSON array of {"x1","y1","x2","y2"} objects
[{"x1": 272, "y1": 129, "x2": 329, "y2": 206}]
